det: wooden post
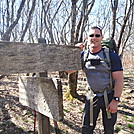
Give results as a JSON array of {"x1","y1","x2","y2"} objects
[
  {"x1": 37, "y1": 112, "x2": 50, "y2": 134},
  {"x1": 53, "y1": 79, "x2": 62, "y2": 134},
  {"x1": 36, "y1": 75, "x2": 50, "y2": 134},
  {"x1": 36, "y1": 38, "x2": 50, "y2": 134}
]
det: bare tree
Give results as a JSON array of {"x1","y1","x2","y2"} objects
[
  {"x1": 110, "y1": 0, "x2": 118, "y2": 39},
  {"x1": 1, "y1": 0, "x2": 26, "y2": 41},
  {"x1": 116, "y1": 0, "x2": 133, "y2": 55},
  {"x1": 20, "y1": 0, "x2": 36, "y2": 42},
  {"x1": 76, "y1": 0, "x2": 95, "y2": 42},
  {"x1": 70, "y1": 0, "x2": 77, "y2": 45},
  {"x1": 118, "y1": 0, "x2": 134, "y2": 57},
  {"x1": 68, "y1": 0, "x2": 96, "y2": 102}
]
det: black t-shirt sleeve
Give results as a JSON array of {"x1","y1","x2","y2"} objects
[{"x1": 110, "y1": 51, "x2": 123, "y2": 72}]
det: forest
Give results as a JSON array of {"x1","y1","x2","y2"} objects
[{"x1": 0, "y1": 0, "x2": 133, "y2": 134}]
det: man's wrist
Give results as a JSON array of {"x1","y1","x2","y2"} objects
[{"x1": 113, "y1": 97, "x2": 120, "y2": 102}]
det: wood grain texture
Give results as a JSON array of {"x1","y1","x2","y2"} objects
[
  {"x1": 19, "y1": 76, "x2": 63, "y2": 121},
  {"x1": 0, "y1": 41, "x2": 81, "y2": 74}
]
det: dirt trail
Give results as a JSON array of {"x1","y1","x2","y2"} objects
[{"x1": 0, "y1": 70, "x2": 134, "y2": 134}]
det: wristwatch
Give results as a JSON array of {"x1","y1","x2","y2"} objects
[{"x1": 113, "y1": 97, "x2": 120, "y2": 102}]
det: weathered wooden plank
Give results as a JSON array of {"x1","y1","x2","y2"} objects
[
  {"x1": 0, "y1": 41, "x2": 81, "y2": 75},
  {"x1": 19, "y1": 76, "x2": 63, "y2": 121}
]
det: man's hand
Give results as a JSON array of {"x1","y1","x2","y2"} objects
[
  {"x1": 75, "y1": 43, "x2": 85, "y2": 51},
  {"x1": 66, "y1": 70, "x2": 76, "y2": 74},
  {"x1": 107, "y1": 99, "x2": 119, "y2": 113}
]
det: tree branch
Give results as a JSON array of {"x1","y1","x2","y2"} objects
[
  {"x1": 20, "y1": 0, "x2": 36, "y2": 42},
  {"x1": 1, "y1": 0, "x2": 26, "y2": 41}
]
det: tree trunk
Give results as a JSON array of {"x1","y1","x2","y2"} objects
[
  {"x1": 110, "y1": 0, "x2": 118, "y2": 39},
  {"x1": 68, "y1": 0, "x2": 95, "y2": 102},
  {"x1": 1, "y1": 0, "x2": 26, "y2": 41},
  {"x1": 68, "y1": 0, "x2": 79, "y2": 100},
  {"x1": 70, "y1": 0, "x2": 77, "y2": 45},
  {"x1": 20, "y1": 0, "x2": 36, "y2": 42},
  {"x1": 117, "y1": 1, "x2": 132, "y2": 54},
  {"x1": 68, "y1": 71, "x2": 78, "y2": 98}
]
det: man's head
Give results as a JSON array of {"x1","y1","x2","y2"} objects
[
  {"x1": 87, "y1": 26, "x2": 103, "y2": 50},
  {"x1": 90, "y1": 26, "x2": 103, "y2": 35}
]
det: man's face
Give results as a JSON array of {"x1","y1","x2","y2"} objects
[{"x1": 88, "y1": 28, "x2": 103, "y2": 48}]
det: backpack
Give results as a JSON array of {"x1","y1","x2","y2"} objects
[{"x1": 101, "y1": 38, "x2": 118, "y2": 54}]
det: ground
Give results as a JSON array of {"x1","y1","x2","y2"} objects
[{"x1": 0, "y1": 70, "x2": 134, "y2": 134}]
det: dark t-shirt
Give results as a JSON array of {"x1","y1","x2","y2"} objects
[
  {"x1": 109, "y1": 51, "x2": 123, "y2": 72},
  {"x1": 81, "y1": 49, "x2": 123, "y2": 95},
  {"x1": 81, "y1": 49, "x2": 123, "y2": 72}
]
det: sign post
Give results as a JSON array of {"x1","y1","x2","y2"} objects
[{"x1": 0, "y1": 41, "x2": 81, "y2": 134}]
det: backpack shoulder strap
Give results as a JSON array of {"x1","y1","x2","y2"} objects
[
  {"x1": 81, "y1": 50, "x2": 89, "y2": 69},
  {"x1": 103, "y1": 48, "x2": 113, "y2": 89},
  {"x1": 103, "y1": 47, "x2": 111, "y2": 68}
]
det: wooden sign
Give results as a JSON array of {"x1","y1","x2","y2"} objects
[
  {"x1": 19, "y1": 76, "x2": 63, "y2": 121},
  {"x1": 0, "y1": 41, "x2": 81, "y2": 75}
]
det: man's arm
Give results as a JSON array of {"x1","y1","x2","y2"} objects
[
  {"x1": 108, "y1": 70, "x2": 123, "y2": 113},
  {"x1": 112, "y1": 71, "x2": 123, "y2": 98}
]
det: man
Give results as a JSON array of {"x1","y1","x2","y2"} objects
[{"x1": 68, "y1": 26, "x2": 123, "y2": 134}]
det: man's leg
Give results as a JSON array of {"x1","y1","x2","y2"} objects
[
  {"x1": 102, "y1": 91, "x2": 117, "y2": 134},
  {"x1": 82, "y1": 96, "x2": 100, "y2": 134},
  {"x1": 102, "y1": 109, "x2": 117, "y2": 134}
]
